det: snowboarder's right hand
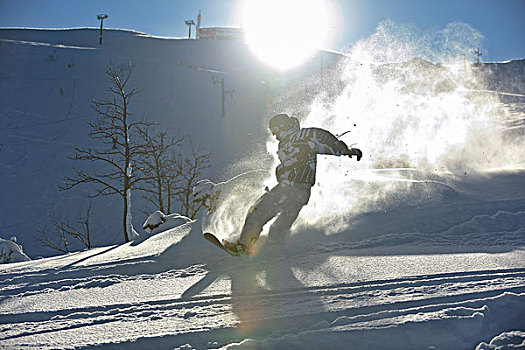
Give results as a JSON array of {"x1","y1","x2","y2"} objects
[
  {"x1": 343, "y1": 147, "x2": 362, "y2": 161},
  {"x1": 350, "y1": 148, "x2": 362, "y2": 161}
]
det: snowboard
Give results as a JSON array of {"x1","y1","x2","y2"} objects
[{"x1": 203, "y1": 232, "x2": 236, "y2": 256}]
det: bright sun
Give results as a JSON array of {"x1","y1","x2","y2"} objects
[{"x1": 240, "y1": 0, "x2": 330, "y2": 70}]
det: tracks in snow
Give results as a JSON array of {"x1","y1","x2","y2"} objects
[{"x1": 1, "y1": 265, "x2": 524, "y2": 349}]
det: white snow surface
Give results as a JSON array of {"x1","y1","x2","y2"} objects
[
  {"x1": 1, "y1": 27, "x2": 525, "y2": 349},
  {"x1": 1, "y1": 168, "x2": 525, "y2": 349}
]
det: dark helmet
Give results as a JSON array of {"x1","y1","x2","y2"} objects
[{"x1": 269, "y1": 113, "x2": 299, "y2": 134}]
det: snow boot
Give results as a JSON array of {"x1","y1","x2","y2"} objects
[{"x1": 222, "y1": 238, "x2": 258, "y2": 256}]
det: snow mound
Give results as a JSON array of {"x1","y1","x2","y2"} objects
[
  {"x1": 142, "y1": 210, "x2": 192, "y2": 235},
  {"x1": 0, "y1": 237, "x2": 31, "y2": 263},
  {"x1": 476, "y1": 330, "x2": 525, "y2": 350},
  {"x1": 445, "y1": 210, "x2": 525, "y2": 235}
]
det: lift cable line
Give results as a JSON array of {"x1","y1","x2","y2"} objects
[{"x1": 0, "y1": 117, "x2": 84, "y2": 132}]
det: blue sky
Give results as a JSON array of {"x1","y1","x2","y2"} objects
[{"x1": 1, "y1": 0, "x2": 523, "y2": 61}]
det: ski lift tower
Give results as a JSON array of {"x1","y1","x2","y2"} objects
[
  {"x1": 212, "y1": 76, "x2": 235, "y2": 118},
  {"x1": 97, "y1": 14, "x2": 108, "y2": 45},
  {"x1": 474, "y1": 48, "x2": 482, "y2": 65},
  {"x1": 185, "y1": 20, "x2": 195, "y2": 39}
]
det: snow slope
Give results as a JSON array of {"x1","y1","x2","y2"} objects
[
  {"x1": 1, "y1": 167, "x2": 524, "y2": 349},
  {"x1": 1, "y1": 25, "x2": 525, "y2": 349}
]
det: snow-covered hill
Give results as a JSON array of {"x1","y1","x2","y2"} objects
[{"x1": 0, "y1": 27, "x2": 524, "y2": 349}]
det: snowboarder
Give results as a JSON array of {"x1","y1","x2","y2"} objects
[{"x1": 222, "y1": 113, "x2": 362, "y2": 256}]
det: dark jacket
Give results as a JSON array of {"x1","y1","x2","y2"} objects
[{"x1": 275, "y1": 127, "x2": 349, "y2": 185}]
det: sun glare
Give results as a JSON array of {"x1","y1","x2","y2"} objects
[{"x1": 241, "y1": 0, "x2": 330, "y2": 70}]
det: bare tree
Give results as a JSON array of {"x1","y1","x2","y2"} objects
[
  {"x1": 138, "y1": 126, "x2": 212, "y2": 218},
  {"x1": 172, "y1": 142, "x2": 211, "y2": 219},
  {"x1": 61, "y1": 62, "x2": 152, "y2": 242},
  {"x1": 138, "y1": 126, "x2": 184, "y2": 214},
  {"x1": 36, "y1": 204, "x2": 93, "y2": 253}
]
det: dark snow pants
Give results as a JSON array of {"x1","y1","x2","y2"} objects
[{"x1": 239, "y1": 181, "x2": 311, "y2": 245}]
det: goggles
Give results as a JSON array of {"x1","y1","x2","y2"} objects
[{"x1": 270, "y1": 125, "x2": 280, "y2": 135}]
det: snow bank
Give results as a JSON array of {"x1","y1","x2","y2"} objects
[
  {"x1": 142, "y1": 210, "x2": 192, "y2": 235},
  {"x1": 0, "y1": 237, "x2": 30, "y2": 263},
  {"x1": 445, "y1": 210, "x2": 525, "y2": 235},
  {"x1": 476, "y1": 331, "x2": 525, "y2": 350}
]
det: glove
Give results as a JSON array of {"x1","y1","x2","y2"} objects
[
  {"x1": 350, "y1": 148, "x2": 362, "y2": 161},
  {"x1": 343, "y1": 147, "x2": 362, "y2": 161}
]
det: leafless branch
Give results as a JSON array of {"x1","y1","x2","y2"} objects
[{"x1": 35, "y1": 204, "x2": 93, "y2": 253}]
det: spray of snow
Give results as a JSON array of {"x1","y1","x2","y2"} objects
[
  {"x1": 269, "y1": 21, "x2": 525, "y2": 235},
  {"x1": 194, "y1": 170, "x2": 271, "y2": 240}
]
